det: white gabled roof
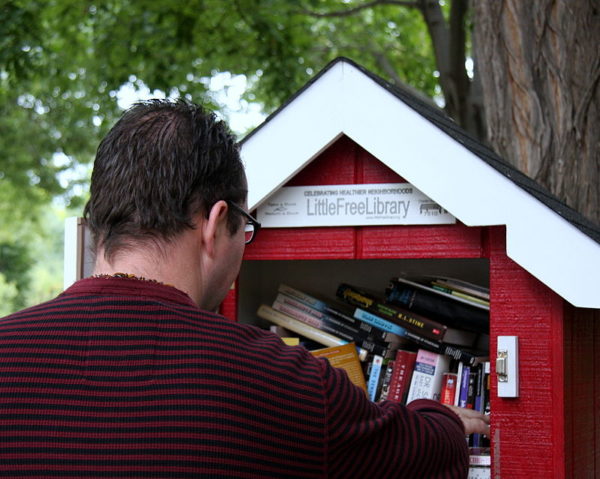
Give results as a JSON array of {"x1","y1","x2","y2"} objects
[{"x1": 240, "y1": 58, "x2": 600, "y2": 309}]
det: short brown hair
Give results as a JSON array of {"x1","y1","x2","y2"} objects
[{"x1": 83, "y1": 99, "x2": 246, "y2": 261}]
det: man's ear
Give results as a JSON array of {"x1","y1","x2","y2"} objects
[{"x1": 199, "y1": 200, "x2": 229, "y2": 258}]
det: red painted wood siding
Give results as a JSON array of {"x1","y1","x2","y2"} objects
[
  {"x1": 220, "y1": 136, "x2": 598, "y2": 478},
  {"x1": 487, "y1": 226, "x2": 566, "y2": 478}
]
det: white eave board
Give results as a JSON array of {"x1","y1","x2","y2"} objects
[{"x1": 240, "y1": 59, "x2": 600, "y2": 309}]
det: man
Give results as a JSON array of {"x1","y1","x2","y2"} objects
[{"x1": 0, "y1": 100, "x2": 488, "y2": 478}]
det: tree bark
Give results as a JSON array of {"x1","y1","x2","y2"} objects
[{"x1": 473, "y1": 0, "x2": 600, "y2": 225}]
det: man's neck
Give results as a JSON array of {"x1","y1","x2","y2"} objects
[{"x1": 92, "y1": 236, "x2": 203, "y2": 306}]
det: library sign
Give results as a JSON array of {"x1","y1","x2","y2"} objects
[{"x1": 257, "y1": 183, "x2": 455, "y2": 227}]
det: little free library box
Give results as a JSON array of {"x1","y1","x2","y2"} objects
[
  {"x1": 228, "y1": 58, "x2": 600, "y2": 479},
  {"x1": 64, "y1": 58, "x2": 600, "y2": 478}
]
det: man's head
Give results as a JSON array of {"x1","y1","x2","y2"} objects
[{"x1": 84, "y1": 99, "x2": 247, "y2": 262}]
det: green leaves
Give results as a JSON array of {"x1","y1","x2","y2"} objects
[{"x1": 1, "y1": 0, "x2": 457, "y2": 310}]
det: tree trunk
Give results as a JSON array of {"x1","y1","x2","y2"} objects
[
  {"x1": 472, "y1": 0, "x2": 600, "y2": 225},
  {"x1": 420, "y1": 0, "x2": 487, "y2": 141}
]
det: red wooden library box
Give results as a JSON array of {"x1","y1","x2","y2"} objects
[{"x1": 222, "y1": 59, "x2": 600, "y2": 479}]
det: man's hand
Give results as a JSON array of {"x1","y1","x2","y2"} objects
[{"x1": 443, "y1": 405, "x2": 490, "y2": 436}]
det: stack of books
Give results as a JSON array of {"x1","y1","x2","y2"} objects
[{"x1": 256, "y1": 275, "x2": 491, "y2": 473}]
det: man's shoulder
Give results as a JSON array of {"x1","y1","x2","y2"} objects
[{"x1": 0, "y1": 295, "x2": 65, "y2": 324}]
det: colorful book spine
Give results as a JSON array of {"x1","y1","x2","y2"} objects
[
  {"x1": 366, "y1": 355, "x2": 384, "y2": 402},
  {"x1": 353, "y1": 307, "x2": 409, "y2": 337},
  {"x1": 378, "y1": 360, "x2": 395, "y2": 401},
  {"x1": 432, "y1": 277, "x2": 490, "y2": 301},
  {"x1": 440, "y1": 372, "x2": 458, "y2": 405},
  {"x1": 431, "y1": 283, "x2": 490, "y2": 307},
  {"x1": 354, "y1": 308, "x2": 484, "y2": 367},
  {"x1": 311, "y1": 343, "x2": 367, "y2": 393},
  {"x1": 277, "y1": 284, "x2": 329, "y2": 311},
  {"x1": 386, "y1": 278, "x2": 489, "y2": 334},
  {"x1": 324, "y1": 304, "x2": 403, "y2": 344},
  {"x1": 453, "y1": 361, "x2": 464, "y2": 406},
  {"x1": 458, "y1": 365, "x2": 472, "y2": 408},
  {"x1": 337, "y1": 283, "x2": 446, "y2": 341},
  {"x1": 471, "y1": 362, "x2": 491, "y2": 448},
  {"x1": 257, "y1": 305, "x2": 347, "y2": 349},
  {"x1": 276, "y1": 293, "x2": 399, "y2": 345},
  {"x1": 387, "y1": 350, "x2": 417, "y2": 403},
  {"x1": 406, "y1": 349, "x2": 451, "y2": 403},
  {"x1": 272, "y1": 299, "x2": 397, "y2": 358}
]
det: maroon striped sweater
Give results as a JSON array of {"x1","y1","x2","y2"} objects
[{"x1": 0, "y1": 277, "x2": 468, "y2": 478}]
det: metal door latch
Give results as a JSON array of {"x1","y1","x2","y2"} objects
[
  {"x1": 497, "y1": 336, "x2": 519, "y2": 398},
  {"x1": 496, "y1": 350, "x2": 508, "y2": 382}
]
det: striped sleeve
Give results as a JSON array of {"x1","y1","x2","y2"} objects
[{"x1": 319, "y1": 358, "x2": 469, "y2": 479}]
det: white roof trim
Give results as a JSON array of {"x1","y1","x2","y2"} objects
[{"x1": 241, "y1": 60, "x2": 600, "y2": 308}]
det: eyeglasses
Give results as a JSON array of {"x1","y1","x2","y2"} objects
[{"x1": 226, "y1": 201, "x2": 261, "y2": 245}]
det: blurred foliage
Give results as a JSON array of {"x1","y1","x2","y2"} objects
[
  {"x1": 0, "y1": 241, "x2": 31, "y2": 310},
  {"x1": 1, "y1": 0, "x2": 448, "y2": 312}
]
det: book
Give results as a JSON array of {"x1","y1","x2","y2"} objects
[
  {"x1": 471, "y1": 361, "x2": 491, "y2": 448},
  {"x1": 311, "y1": 343, "x2": 367, "y2": 393},
  {"x1": 353, "y1": 307, "x2": 486, "y2": 367},
  {"x1": 273, "y1": 294, "x2": 399, "y2": 358},
  {"x1": 386, "y1": 277, "x2": 490, "y2": 334},
  {"x1": 432, "y1": 282, "x2": 490, "y2": 307},
  {"x1": 469, "y1": 448, "x2": 491, "y2": 467},
  {"x1": 406, "y1": 349, "x2": 451, "y2": 403},
  {"x1": 257, "y1": 304, "x2": 349, "y2": 349},
  {"x1": 453, "y1": 361, "x2": 464, "y2": 406},
  {"x1": 440, "y1": 372, "x2": 458, "y2": 405},
  {"x1": 378, "y1": 360, "x2": 395, "y2": 401},
  {"x1": 337, "y1": 283, "x2": 448, "y2": 342},
  {"x1": 466, "y1": 369, "x2": 477, "y2": 409},
  {"x1": 457, "y1": 365, "x2": 472, "y2": 408},
  {"x1": 468, "y1": 448, "x2": 491, "y2": 479},
  {"x1": 386, "y1": 349, "x2": 417, "y2": 403},
  {"x1": 431, "y1": 277, "x2": 490, "y2": 301},
  {"x1": 324, "y1": 302, "x2": 404, "y2": 344},
  {"x1": 277, "y1": 283, "x2": 329, "y2": 311},
  {"x1": 366, "y1": 354, "x2": 384, "y2": 401}
]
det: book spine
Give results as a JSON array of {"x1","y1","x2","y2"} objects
[
  {"x1": 431, "y1": 284, "x2": 490, "y2": 307},
  {"x1": 466, "y1": 370, "x2": 477, "y2": 409},
  {"x1": 440, "y1": 372, "x2": 458, "y2": 405},
  {"x1": 272, "y1": 299, "x2": 322, "y2": 329},
  {"x1": 387, "y1": 350, "x2": 417, "y2": 403},
  {"x1": 275, "y1": 293, "x2": 330, "y2": 320},
  {"x1": 257, "y1": 305, "x2": 347, "y2": 348},
  {"x1": 324, "y1": 305, "x2": 402, "y2": 344},
  {"x1": 453, "y1": 362, "x2": 464, "y2": 406},
  {"x1": 337, "y1": 283, "x2": 446, "y2": 341},
  {"x1": 311, "y1": 343, "x2": 367, "y2": 393},
  {"x1": 470, "y1": 364, "x2": 486, "y2": 447},
  {"x1": 366, "y1": 355, "x2": 384, "y2": 402},
  {"x1": 433, "y1": 277, "x2": 490, "y2": 301},
  {"x1": 273, "y1": 299, "x2": 395, "y2": 358},
  {"x1": 378, "y1": 360, "x2": 395, "y2": 401},
  {"x1": 277, "y1": 284, "x2": 329, "y2": 311},
  {"x1": 440, "y1": 344, "x2": 482, "y2": 368},
  {"x1": 406, "y1": 349, "x2": 451, "y2": 403},
  {"x1": 353, "y1": 308, "x2": 409, "y2": 337},
  {"x1": 386, "y1": 279, "x2": 489, "y2": 334},
  {"x1": 357, "y1": 338, "x2": 398, "y2": 359},
  {"x1": 458, "y1": 365, "x2": 471, "y2": 408},
  {"x1": 398, "y1": 326, "x2": 483, "y2": 368},
  {"x1": 354, "y1": 307, "x2": 483, "y2": 367}
]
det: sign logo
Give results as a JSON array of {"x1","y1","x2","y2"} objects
[{"x1": 257, "y1": 183, "x2": 454, "y2": 227}]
